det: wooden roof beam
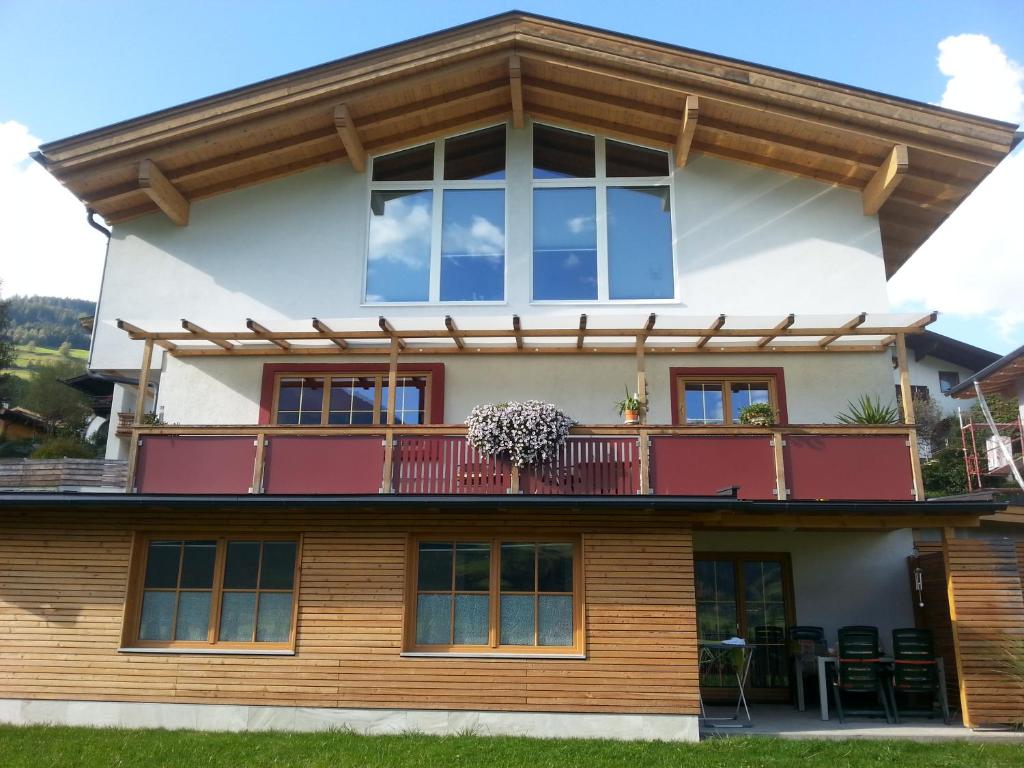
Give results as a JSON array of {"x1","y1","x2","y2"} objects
[
  {"x1": 334, "y1": 104, "x2": 366, "y2": 173},
  {"x1": 444, "y1": 315, "x2": 465, "y2": 350},
  {"x1": 311, "y1": 317, "x2": 348, "y2": 349},
  {"x1": 246, "y1": 319, "x2": 290, "y2": 350},
  {"x1": 181, "y1": 319, "x2": 234, "y2": 351},
  {"x1": 509, "y1": 54, "x2": 524, "y2": 129},
  {"x1": 863, "y1": 144, "x2": 909, "y2": 215},
  {"x1": 576, "y1": 314, "x2": 587, "y2": 350},
  {"x1": 674, "y1": 95, "x2": 699, "y2": 168},
  {"x1": 696, "y1": 313, "x2": 726, "y2": 348},
  {"x1": 116, "y1": 319, "x2": 177, "y2": 352},
  {"x1": 819, "y1": 312, "x2": 867, "y2": 347},
  {"x1": 639, "y1": 313, "x2": 657, "y2": 344},
  {"x1": 512, "y1": 315, "x2": 523, "y2": 350},
  {"x1": 911, "y1": 311, "x2": 939, "y2": 328},
  {"x1": 138, "y1": 159, "x2": 189, "y2": 226},
  {"x1": 757, "y1": 314, "x2": 796, "y2": 348},
  {"x1": 379, "y1": 316, "x2": 407, "y2": 351}
]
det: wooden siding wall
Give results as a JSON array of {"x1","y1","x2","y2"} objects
[
  {"x1": 944, "y1": 537, "x2": 1024, "y2": 727},
  {"x1": 909, "y1": 552, "x2": 959, "y2": 699},
  {"x1": 0, "y1": 508, "x2": 699, "y2": 716}
]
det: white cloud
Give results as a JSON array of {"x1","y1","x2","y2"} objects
[
  {"x1": 889, "y1": 37, "x2": 1024, "y2": 347},
  {"x1": 0, "y1": 120, "x2": 106, "y2": 301},
  {"x1": 567, "y1": 215, "x2": 595, "y2": 235},
  {"x1": 937, "y1": 34, "x2": 1024, "y2": 122},
  {"x1": 441, "y1": 215, "x2": 504, "y2": 262},
  {"x1": 366, "y1": 194, "x2": 431, "y2": 269}
]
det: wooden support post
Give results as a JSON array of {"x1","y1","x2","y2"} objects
[
  {"x1": 509, "y1": 465, "x2": 521, "y2": 494},
  {"x1": 333, "y1": 104, "x2": 366, "y2": 173},
  {"x1": 674, "y1": 95, "x2": 699, "y2": 168},
  {"x1": 896, "y1": 333, "x2": 926, "y2": 500},
  {"x1": 138, "y1": 159, "x2": 189, "y2": 226},
  {"x1": 772, "y1": 429, "x2": 788, "y2": 501},
  {"x1": 638, "y1": 429, "x2": 651, "y2": 495},
  {"x1": 380, "y1": 337, "x2": 400, "y2": 493},
  {"x1": 862, "y1": 144, "x2": 909, "y2": 215},
  {"x1": 509, "y1": 54, "x2": 524, "y2": 129},
  {"x1": 635, "y1": 336, "x2": 647, "y2": 425},
  {"x1": 251, "y1": 432, "x2": 267, "y2": 494},
  {"x1": 125, "y1": 338, "x2": 155, "y2": 494}
]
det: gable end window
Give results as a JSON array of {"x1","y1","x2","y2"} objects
[
  {"x1": 532, "y1": 124, "x2": 675, "y2": 302},
  {"x1": 366, "y1": 125, "x2": 507, "y2": 304},
  {"x1": 124, "y1": 536, "x2": 300, "y2": 651}
]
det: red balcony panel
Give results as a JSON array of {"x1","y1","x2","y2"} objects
[
  {"x1": 263, "y1": 436, "x2": 385, "y2": 494},
  {"x1": 785, "y1": 434, "x2": 913, "y2": 501},
  {"x1": 650, "y1": 436, "x2": 776, "y2": 499},
  {"x1": 522, "y1": 437, "x2": 640, "y2": 495},
  {"x1": 394, "y1": 436, "x2": 512, "y2": 494},
  {"x1": 135, "y1": 436, "x2": 256, "y2": 493}
]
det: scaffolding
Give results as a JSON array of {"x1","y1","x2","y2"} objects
[{"x1": 959, "y1": 412, "x2": 1024, "y2": 491}]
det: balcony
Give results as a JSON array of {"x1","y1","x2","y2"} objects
[{"x1": 127, "y1": 424, "x2": 919, "y2": 501}]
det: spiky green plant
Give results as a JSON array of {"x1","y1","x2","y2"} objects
[{"x1": 836, "y1": 395, "x2": 900, "y2": 425}]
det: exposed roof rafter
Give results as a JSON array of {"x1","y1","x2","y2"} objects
[
  {"x1": 333, "y1": 103, "x2": 366, "y2": 173},
  {"x1": 674, "y1": 95, "x2": 699, "y2": 168},
  {"x1": 138, "y1": 159, "x2": 189, "y2": 226}
]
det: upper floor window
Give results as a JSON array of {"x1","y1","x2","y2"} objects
[
  {"x1": 273, "y1": 372, "x2": 430, "y2": 425},
  {"x1": 938, "y1": 371, "x2": 960, "y2": 394},
  {"x1": 532, "y1": 124, "x2": 674, "y2": 302},
  {"x1": 365, "y1": 125, "x2": 506, "y2": 304}
]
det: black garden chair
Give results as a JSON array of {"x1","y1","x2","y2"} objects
[
  {"x1": 831, "y1": 625, "x2": 895, "y2": 723},
  {"x1": 890, "y1": 628, "x2": 951, "y2": 724}
]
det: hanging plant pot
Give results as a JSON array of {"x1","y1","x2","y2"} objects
[{"x1": 623, "y1": 409, "x2": 639, "y2": 425}]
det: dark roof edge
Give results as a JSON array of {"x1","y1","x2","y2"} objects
[
  {"x1": 948, "y1": 342, "x2": 1024, "y2": 398},
  {"x1": 0, "y1": 492, "x2": 1006, "y2": 515},
  {"x1": 906, "y1": 330, "x2": 999, "y2": 371},
  {"x1": 37, "y1": 10, "x2": 1017, "y2": 153}
]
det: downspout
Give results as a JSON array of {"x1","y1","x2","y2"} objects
[{"x1": 86, "y1": 207, "x2": 111, "y2": 238}]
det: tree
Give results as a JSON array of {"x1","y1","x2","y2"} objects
[
  {"x1": 18, "y1": 358, "x2": 92, "y2": 434},
  {"x1": 968, "y1": 393, "x2": 1021, "y2": 426},
  {"x1": 0, "y1": 283, "x2": 14, "y2": 405}
]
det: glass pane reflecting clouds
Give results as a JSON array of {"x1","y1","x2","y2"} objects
[
  {"x1": 416, "y1": 594, "x2": 452, "y2": 645},
  {"x1": 533, "y1": 188, "x2": 597, "y2": 300},
  {"x1": 685, "y1": 383, "x2": 724, "y2": 425},
  {"x1": 533, "y1": 125, "x2": 595, "y2": 178},
  {"x1": 366, "y1": 190, "x2": 432, "y2": 302},
  {"x1": 441, "y1": 189, "x2": 504, "y2": 301},
  {"x1": 445, "y1": 126, "x2": 506, "y2": 180},
  {"x1": 608, "y1": 187, "x2": 673, "y2": 299}
]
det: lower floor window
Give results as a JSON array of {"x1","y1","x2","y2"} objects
[
  {"x1": 129, "y1": 537, "x2": 299, "y2": 650},
  {"x1": 408, "y1": 538, "x2": 581, "y2": 653}
]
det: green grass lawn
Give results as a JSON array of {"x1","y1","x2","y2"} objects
[{"x1": 0, "y1": 727, "x2": 1020, "y2": 768}]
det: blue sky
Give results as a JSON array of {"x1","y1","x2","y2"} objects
[{"x1": 1, "y1": 1, "x2": 1022, "y2": 351}]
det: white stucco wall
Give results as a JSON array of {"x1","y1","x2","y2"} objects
[
  {"x1": 152, "y1": 350, "x2": 895, "y2": 427},
  {"x1": 693, "y1": 529, "x2": 917, "y2": 648},
  {"x1": 899, "y1": 354, "x2": 977, "y2": 417},
  {"x1": 89, "y1": 122, "x2": 890, "y2": 374}
]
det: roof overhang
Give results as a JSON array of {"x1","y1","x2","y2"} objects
[
  {"x1": 904, "y1": 330, "x2": 999, "y2": 371},
  {"x1": 949, "y1": 343, "x2": 1024, "y2": 399},
  {"x1": 0, "y1": 492, "x2": 1004, "y2": 529},
  {"x1": 32, "y1": 12, "x2": 1019, "y2": 278},
  {"x1": 116, "y1": 311, "x2": 936, "y2": 357}
]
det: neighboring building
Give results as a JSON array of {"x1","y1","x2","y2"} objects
[
  {"x1": 893, "y1": 331, "x2": 999, "y2": 418},
  {"x1": 0, "y1": 406, "x2": 47, "y2": 441},
  {"x1": 2, "y1": 13, "x2": 1022, "y2": 739}
]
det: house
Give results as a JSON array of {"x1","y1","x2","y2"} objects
[
  {"x1": 2, "y1": 13, "x2": 1022, "y2": 740},
  {"x1": 892, "y1": 331, "x2": 999, "y2": 418},
  {"x1": 0, "y1": 406, "x2": 48, "y2": 441}
]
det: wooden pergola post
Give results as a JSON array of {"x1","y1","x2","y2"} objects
[
  {"x1": 125, "y1": 338, "x2": 155, "y2": 493},
  {"x1": 380, "y1": 337, "x2": 400, "y2": 493},
  {"x1": 895, "y1": 333, "x2": 926, "y2": 500},
  {"x1": 635, "y1": 335, "x2": 651, "y2": 494}
]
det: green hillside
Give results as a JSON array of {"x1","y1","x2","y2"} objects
[
  {"x1": 5, "y1": 295, "x2": 96, "y2": 351},
  {"x1": 9, "y1": 344, "x2": 88, "y2": 381}
]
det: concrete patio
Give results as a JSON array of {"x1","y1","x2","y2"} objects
[{"x1": 700, "y1": 705, "x2": 1024, "y2": 742}]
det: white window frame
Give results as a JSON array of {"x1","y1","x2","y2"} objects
[
  {"x1": 362, "y1": 124, "x2": 510, "y2": 306},
  {"x1": 528, "y1": 119, "x2": 679, "y2": 305}
]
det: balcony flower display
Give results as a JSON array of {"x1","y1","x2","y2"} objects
[
  {"x1": 738, "y1": 402, "x2": 774, "y2": 426},
  {"x1": 466, "y1": 400, "x2": 575, "y2": 468}
]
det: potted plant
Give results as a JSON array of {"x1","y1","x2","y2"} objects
[
  {"x1": 616, "y1": 388, "x2": 644, "y2": 425},
  {"x1": 738, "y1": 402, "x2": 775, "y2": 426},
  {"x1": 466, "y1": 400, "x2": 575, "y2": 468}
]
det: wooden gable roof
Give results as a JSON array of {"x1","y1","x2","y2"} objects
[{"x1": 33, "y1": 12, "x2": 1020, "y2": 277}]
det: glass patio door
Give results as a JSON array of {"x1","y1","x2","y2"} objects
[{"x1": 696, "y1": 554, "x2": 793, "y2": 696}]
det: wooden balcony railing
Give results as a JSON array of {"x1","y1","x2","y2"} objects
[{"x1": 125, "y1": 423, "x2": 923, "y2": 501}]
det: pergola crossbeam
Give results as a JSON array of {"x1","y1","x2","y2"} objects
[
  {"x1": 181, "y1": 319, "x2": 233, "y2": 351},
  {"x1": 445, "y1": 315, "x2": 465, "y2": 350},
  {"x1": 246, "y1": 319, "x2": 290, "y2": 350},
  {"x1": 379, "y1": 316, "x2": 407, "y2": 351},
  {"x1": 512, "y1": 315, "x2": 524, "y2": 350},
  {"x1": 696, "y1": 314, "x2": 726, "y2": 348},
  {"x1": 311, "y1": 317, "x2": 348, "y2": 349},
  {"x1": 577, "y1": 314, "x2": 587, "y2": 349},
  {"x1": 819, "y1": 312, "x2": 867, "y2": 348},
  {"x1": 757, "y1": 313, "x2": 795, "y2": 347}
]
